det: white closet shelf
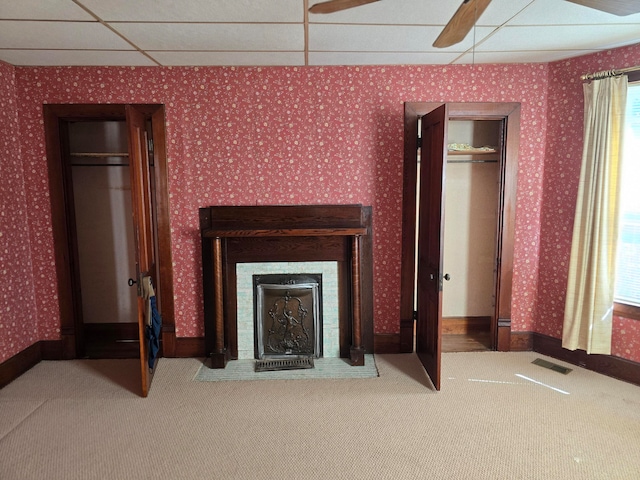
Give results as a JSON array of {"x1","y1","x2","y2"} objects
[{"x1": 447, "y1": 149, "x2": 496, "y2": 155}]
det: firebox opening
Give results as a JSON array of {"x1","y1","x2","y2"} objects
[{"x1": 253, "y1": 274, "x2": 323, "y2": 362}]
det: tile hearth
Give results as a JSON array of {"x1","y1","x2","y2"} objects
[{"x1": 194, "y1": 355, "x2": 378, "y2": 382}]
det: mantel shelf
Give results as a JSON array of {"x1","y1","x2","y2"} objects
[{"x1": 203, "y1": 227, "x2": 368, "y2": 238}]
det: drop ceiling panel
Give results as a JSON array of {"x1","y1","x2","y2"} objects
[
  {"x1": 309, "y1": 51, "x2": 463, "y2": 65},
  {"x1": 111, "y1": 23, "x2": 304, "y2": 51},
  {"x1": 509, "y1": 0, "x2": 640, "y2": 25},
  {"x1": 151, "y1": 51, "x2": 305, "y2": 66},
  {"x1": 79, "y1": 0, "x2": 303, "y2": 22},
  {"x1": 308, "y1": 0, "x2": 458, "y2": 25},
  {"x1": 477, "y1": 24, "x2": 640, "y2": 52},
  {"x1": 0, "y1": 21, "x2": 133, "y2": 50},
  {"x1": 0, "y1": 0, "x2": 94, "y2": 20},
  {"x1": 309, "y1": 24, "x2": 495, "y2": 52},
  {"x1": 453, "y1": 49, "x2": 600, "y2": 64},
  {"x1": 308, "y1": 0, "x2": 533, "y2": 26},
  {"x1": 0, "y1": 49, "x2": 156, "y2": 66},
  {"x1": 1, "y1": 0, "x2": 640, "y2": 67}
]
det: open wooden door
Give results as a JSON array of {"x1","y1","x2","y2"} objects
[
  {"x1": 416, "y1": 104, "x2": 448, "y2": 391},
  {"x1": 126, "y1": 105, "x2": 157, "y2": 397}
]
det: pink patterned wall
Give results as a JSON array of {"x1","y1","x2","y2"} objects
[
  {"x1": 1, "y1": 47, "x2": 638, "y2": 364},
  {"x1": 540, "y1": 43, "x2": 640, "y2": 362},
  {"x1": 13, "y1": 64, "x2": 548, "y2": 348},
  {"x1": 0, "y1": 61, "x2": 39, "y2": 363}
]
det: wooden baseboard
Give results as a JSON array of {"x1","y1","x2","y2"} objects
[
  {"x1": 175, "y1": 334, "x2": 402, "y2": 357},
  {"x1": 165, "y1": 329, "x2": 640, "y2": 386},
  {"x1": 512, "y1": 332, "x2": 640, "y2": 387},
  {"x1": 173, "y1": 334, "x2": 406, "y2": 357},
  {"x1": 83, "y1": 322, "x2": 140, "y2": 359},
  {"x1": 3, "y1": 332, "x2": 636, "y2": 389},
  {"x1": 532, "y1": 332, "x2": 640, "y2": 386},
  {"x1": 442, "y1": 316, "x2": 491, "y2": 335},
  {"x1": 175, "y1": 337, "x2": 205, "y2": 358},
  {"x1": 0, "y1": 343, "x2": 41, "y2": 389},
  {"x1": 41, "y1": 340, "x2": 64, "y2": 360},
  {"x1": 84, "y1": 322, "x2": 139, "y2": 340},
  {"x1": 510, "y1": 331, "x2": 533, "y2": 351},
  {"x1": 373, "y1": 333, "x2": 401, "y2": 354}
]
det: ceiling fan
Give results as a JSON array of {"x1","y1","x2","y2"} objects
[{"x1": 309, "y1": 0, "x2": 640, "y2": 47}]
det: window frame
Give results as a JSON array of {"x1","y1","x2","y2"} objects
[{"x1": 614, "y1": 70, "x2": 640, "y2": 321}]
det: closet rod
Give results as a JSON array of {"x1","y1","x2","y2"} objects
[
  {"x1": 447, "y1": 159, "x2": 498, "y2": 164},
  {"x1": 71, "y1": 163, "x2": 129, "y2": 167},
  {"x1": 70, "y1": 152, "x2": 129, "y2": 157}
]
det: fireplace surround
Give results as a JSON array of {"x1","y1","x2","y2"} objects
[{"x1": 200, "y1": 204, "x2": 373, "y2": 369}]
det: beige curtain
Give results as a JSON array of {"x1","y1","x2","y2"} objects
[{"x1": 562, "y1": 75, "x2": 627, "y2": 355}]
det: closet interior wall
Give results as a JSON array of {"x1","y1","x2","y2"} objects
[
  {"x1": 68, "y1": 121, "x2": 138, "y2": 357},
  {"x1": 440, "y1": 119, "x2": 502, "y2": 351}
]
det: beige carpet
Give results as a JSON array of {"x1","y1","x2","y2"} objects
[{"x1": 1, "y1": 352, "x2": 639, "y2": 479}]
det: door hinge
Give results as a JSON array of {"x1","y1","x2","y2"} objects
[
  {"x1": 416, "y1": 136, "x2": 422, "y2": 149},
  {"x1": 412, "y1": 310, "x2": 417, "y2": 321},
  {"x1": 148, "y1": 138, "x2": 154, "y2": 153}
]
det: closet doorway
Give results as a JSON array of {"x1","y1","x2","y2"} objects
[
  {"x1": 67, "y1": 120, "x2": 138, "y2": 357},
  {"x1": 399, "y1": 102, "x2": 520, "y2": 390},
  {"x1": 441, "y1": 118, "x2": 502, "y2": 352},
  {"x1": 44, "y1": 104, "x2": 175, "y2": 397}
]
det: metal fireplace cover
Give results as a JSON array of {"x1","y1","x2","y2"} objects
[{"x1": 253, "y1": 274, "x2": 322, "y2": 360}]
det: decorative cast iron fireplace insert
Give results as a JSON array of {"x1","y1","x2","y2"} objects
[
  {"x1": 199, "y1": 204, "x2": 374, "y2": 370},
  {"x1": 254, "y1": 274, "x2": 323, "y2": 360}
]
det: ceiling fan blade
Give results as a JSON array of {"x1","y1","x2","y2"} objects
[
  {"x1": 565, "y1": 0, "x2": 640, "y2": 16},
  {"x1": 433, "y1": 0, "x2": 492, "y2": 48},
  {"x1": 309, "y1": 0, "x2": 380, "y2": 14}
]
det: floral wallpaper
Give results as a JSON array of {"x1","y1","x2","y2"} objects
[
  {"x1": 12, "y1": 63, "x2": 549, "y2": 345},
  {"x1": 538, "y1": 43, "x2": 640, "y2": 363},
  {"x1": 1, "y1": 44, "x2": 638, "y2": 364},
  {"x1": 0, "y1": 61, "x2": 39, "y2": 362}
]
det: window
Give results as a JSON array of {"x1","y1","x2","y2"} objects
[{"x1": 614, "y1": 75, "x2": 640, "y2": 319}]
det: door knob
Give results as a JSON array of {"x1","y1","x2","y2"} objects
[
  {"x1": 128, "y1": 278, "x2": 137, "y2": 287},
  {"x1": 443, "y1": 273, "x2": 451, "y2": 281}
]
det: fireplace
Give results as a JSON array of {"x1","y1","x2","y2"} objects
[
  {"x1": 254, "y1": 273, "x2": 322, "y2": 359},
  {"x1": 199, "y1": 205, "x2": 374, "y2": 369},
  {"x1": 236, "y1": 262, "x2": 339, "y2": 359}
]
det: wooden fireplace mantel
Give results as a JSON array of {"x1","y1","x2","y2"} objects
[
  {"x1": 199, "y1": 205, "x2": 374, "y2": 369},
  {"x1": 204, "y1": 227, "x2": 368, "y2": 238}
]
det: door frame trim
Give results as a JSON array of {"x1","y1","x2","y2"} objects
[
  {"x1": 43, "y1": 104, "x2": 176, "y2": 359},
  {"x1": 400, "y1": 102, "x2": 520, "y2": 353}
]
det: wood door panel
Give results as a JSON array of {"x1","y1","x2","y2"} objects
[
  {"x1": 43, "y1": 104, "x2": 174, "y2": 396},
  {"x1": 126, "y1": 105, "x2": 156, "y2": 397},
  {"x1": 400, "y1": 102, "x2": 521, "y2": 377},
  {"x1": 415, "y1": 104, "x2": 447, "y2": 391}
]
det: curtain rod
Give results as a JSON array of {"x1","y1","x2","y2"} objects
[{"x1": 581, "y1": 65, "x2": 640, "y2": 81}]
